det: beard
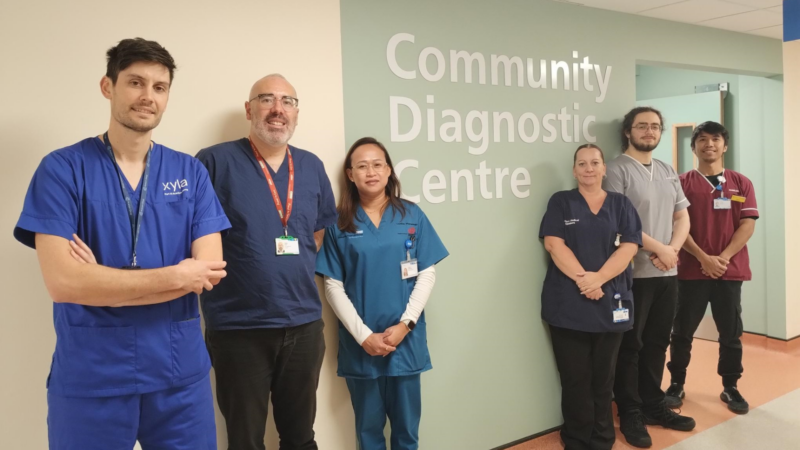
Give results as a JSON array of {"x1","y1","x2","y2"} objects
[
  {"x1": 630, "y1": 135, "x2": 660, "y2": 152},
  {"x1": 253, "y1": 113, "x2": 296, "y2": 147},
  {"x1": 115, "y1": 108, "x2": 162, "y2": 133}
]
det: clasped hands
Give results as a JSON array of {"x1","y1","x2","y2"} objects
[
  {"x1": 699, "y1": 253, "x2": 729, "y2": 279},
  {"x1": 575, "y1": 271, "x2": 607, "y2": 301},
  {"x1": 650, "y1": 244, "x2": 729, "y2": 279},
  {"x1": 649, "y1": 244, "x2": 680, "y2": 272},
  {"x1": 361, "y1": 323, "x2": 409, "y2": 357}
]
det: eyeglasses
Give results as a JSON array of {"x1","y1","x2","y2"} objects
[
  {"x1": 248, "y1": 94, "x2": 300, "y2": 110},
  {"x1": 352, "y1": 161, "x2": 387, "y2": 173},
  {"x1": 632, "y1": 123, "x2": 663, "y2": 132}
]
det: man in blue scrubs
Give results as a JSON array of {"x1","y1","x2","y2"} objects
[
  {"x1": 13, "y1": 38, "x2": 231, "y2": 449},
  {"x1": 197, "y1": 74, "x2": 337, "y2": 450}
]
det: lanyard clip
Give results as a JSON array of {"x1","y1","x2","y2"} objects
[
  {"x1": 132, "y1": 254, "x2": 138, "y2": 268},
  {"x1": 284, "y1": 227, "x2": 288, "y2": 237}
]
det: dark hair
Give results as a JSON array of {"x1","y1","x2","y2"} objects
[
  {"x1": 691, "y1": 121, "x2": 729, "y2": 148},
  {"x1": 106, "y1": 38, "x2": 176, "y2": 84},
  {"x1": 338, "y1": 137, "x2": 406, "y2": 233},
  {"x1": 620, "y1": 106, "x2": 664, "y2": 150},
  {"x1": 573, "y1": 143, "x2": 604, "y2": 165}
]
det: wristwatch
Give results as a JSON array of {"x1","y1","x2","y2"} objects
[{"x1": 402, "y1": 319, "x2": 416, "y2": 331}]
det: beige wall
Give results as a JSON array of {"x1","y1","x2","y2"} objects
[
  {"x1": 0, "y1": 0, "x2": 355, "y2": 448},
  {"x1": 785, "y1": 40, "x2": 800, "y2": 339}
]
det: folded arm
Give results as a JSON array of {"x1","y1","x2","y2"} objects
[{"x1": 37, "y1": 233, "x2": 226, "y2": 307}]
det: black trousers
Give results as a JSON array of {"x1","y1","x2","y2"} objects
[
  {"x1": 668, "y1": 280, "x2": 744, "y2": 387},
  {"x1": 206, "y1": 319, "x2": 326, "y2": 450},
  {"x1": 550, "y1": 325, "x2": 623, "y2": 450},
  {"x1": 614, "y1": 276, "x2": 678, "y2": 413}
]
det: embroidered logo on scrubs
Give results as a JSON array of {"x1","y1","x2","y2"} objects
[
  {"x1": 564, "y1": 219, "x2": 579, "y2": 226},
  {"x1": 162, "y1": 179, "x2": 189, "y2": 196}
]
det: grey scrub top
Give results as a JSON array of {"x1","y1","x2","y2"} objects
[{"x1": 603, "y1": 154, "x2": 689, "y2": 279}]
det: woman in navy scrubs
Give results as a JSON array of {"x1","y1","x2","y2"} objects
[
  {"x1": 540, "y1": 144, "x2": 642, "y2": 450},
  {"x1": 316, "y1": 137, "x2": 448, "y2": 450}
]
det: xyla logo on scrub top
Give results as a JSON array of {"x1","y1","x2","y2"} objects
[{"x1": 162, "y1": 179, "x2": 189, "y2": 196}]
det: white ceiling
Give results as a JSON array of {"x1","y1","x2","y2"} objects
[{"x1": 555, "y1": 0, "x2": 784, "y2": 39}]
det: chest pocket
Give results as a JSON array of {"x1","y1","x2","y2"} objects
[{"x1": 287, "y1": 182, "x2": 320, "y2": 238}]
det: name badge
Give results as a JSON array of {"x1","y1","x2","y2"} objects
[
  {"x1": 612, "y1": 293, "x2": 629, "y2": 323},
  {"x1": 276, "y1": 236, "x2": 300, "y2": 255},
  {"x1": 731, "y1": 195, "x2": 746, "y2": 203},
  {"x1": 714, "y1": 198, "x2": 732, "y2": 210},
  {"x1": 613, "y1": 307, "x2": 630, "y2": 323},
  {"x1": 401, "y1": 259, "x2": 418, "y2": 280}
]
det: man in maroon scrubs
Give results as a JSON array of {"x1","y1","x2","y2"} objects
[{"x1": 665, "y1": 121, "x2": 758, "y2": 414}]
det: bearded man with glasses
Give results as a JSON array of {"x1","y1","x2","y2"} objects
[
  {"x1": 602, "y1": 106, "x2": 695, "y2": 448},
  {"x1": 196, "y1": 74, "x2": 337, "y2": 450}
]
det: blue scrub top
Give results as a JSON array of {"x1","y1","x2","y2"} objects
[
  {"x1": 196, "y1": 139, "x2": 337, "y2": 330},
  {"x1": 316, "y1": 202, "x2": 449, "y2": 379},
  {"x1": 539, "y1": 190, "x2": 642, "y2": 333},
  {"x1": 14, "y1": 137, "x2": 231, "y2": 398}
]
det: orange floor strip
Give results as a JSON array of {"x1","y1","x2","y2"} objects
[{"x1": 509, "y1": 333, "x2": 800, "y2": 449}]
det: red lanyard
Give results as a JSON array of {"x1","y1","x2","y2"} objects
[{"x1": 249, "y1": 138, "x2": 294, "y2": 235}]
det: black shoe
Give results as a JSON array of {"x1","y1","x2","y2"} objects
[
  {"x1": 665, "y1": 383, "x2": 685, "y2": 409},
  {"x1": 643, "y1": 402, "x2": 696, "y2": 431},
  {"x1": 619, "y1": 410, "x2": 652, "y2": 448},
  {"x1": 721, "y1": 386, "x2": 749, "y2": 414}
]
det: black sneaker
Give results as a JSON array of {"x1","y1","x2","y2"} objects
[
  {"x1": 721, "y1": 386, "x2": 749, "y2": 414},
  {"x1": 643, "y1": 402, "x2": 696, "y2": 431},
  {"x1": 665, "y1": 383, "x2": 685, "y2": 409},
  {"x1": 619, "y1": 410, "x2": 652, "y2": 448}
]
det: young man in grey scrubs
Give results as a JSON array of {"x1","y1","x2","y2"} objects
[{"x1": 602, "y1": 107, "x2": 695, "y2": 449}]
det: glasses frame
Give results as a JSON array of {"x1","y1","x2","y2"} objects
[
  {"x1": 632, "y1": 123, "x2": 663, "y2": 133},
  {"x1": 351, "y1": 161, "x2": 388, "y2": 174},
  {"x1": 248, "y1": 93, "x2": 300, "y2": 110}
]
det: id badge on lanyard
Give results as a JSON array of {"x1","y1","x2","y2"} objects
[
  {"x1": 613, "y1": 293, "x2": 630, "y2": 323},
  {"x1": 401, "y1": 227, "x2": 418, "y2": 280},
  {"x1": 104, "y1": 132, "x2": 150, "y2": 269},
  {"x1": 713, "y1": 175, "x2": 731, "y2": 210},
  {"x1": 249, "y1": 139, "x2": 300, "y2": 256}
]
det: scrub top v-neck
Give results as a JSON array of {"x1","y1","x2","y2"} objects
[
  {"x1": 539, "y1": 189, "x2": 642, "y2": 333},
  {"x1": 316, "y1": 202, "x2": 449, "y2": 379},
  {"x1": 14, "y1": 137, "x2": 231, "y2": 397},
  {"x1": 678, "y1": 169, "x2": 759, "y2": 281},
  {"x1": 603, "y1": 154, "x2": 689, "y2": 279},
  {"x1": 196, "y1": 139, "x2": 338, "y2": 330}
]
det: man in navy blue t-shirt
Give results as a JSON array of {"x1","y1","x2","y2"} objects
[{"x1": 196, "y1": 74, "x2": 337, "y2": 450}]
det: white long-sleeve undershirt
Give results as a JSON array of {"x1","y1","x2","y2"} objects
[{"x1": 323, "y1": 266, "x2": 437, "y2": 345}]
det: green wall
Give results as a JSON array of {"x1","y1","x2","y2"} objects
[
  {"x1": 636, "y1": 66, "x2": 785, "y2": 338},
  {"x1": 635, "y1": 91, "x2": 723, "y2": 172},
  {"x1": 637, "y1": 65, "x2": 741, "y2": 165},
  {"x1": 339, "y1": 0, "x2": 783, "y2": 447},
  {"x1": 739, "y1": 76, "x2": 785, "y2": 339}
]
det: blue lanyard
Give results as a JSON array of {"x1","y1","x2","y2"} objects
[{"x1": 103, "y1": 132, "x2": 151, "y2": 267}]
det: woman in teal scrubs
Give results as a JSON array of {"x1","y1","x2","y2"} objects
[{"x1": 316, "y1": 137, "x2": 448, "y2": 450}]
